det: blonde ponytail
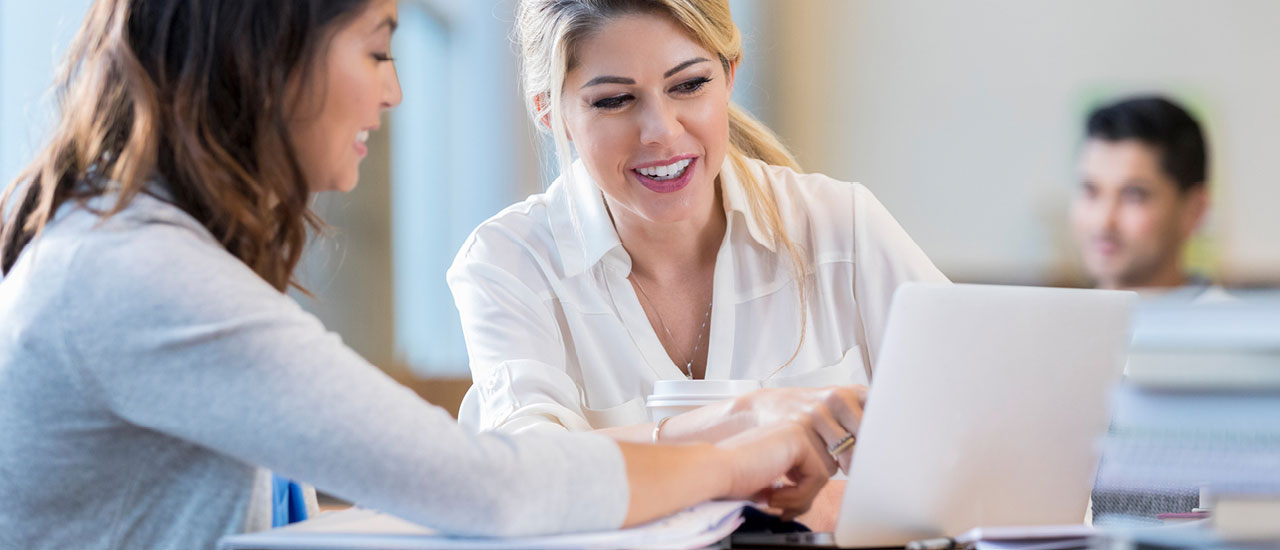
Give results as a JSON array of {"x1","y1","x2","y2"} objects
[{"x1": 725, "y1": 103, "x2": 809, "y2": 372}]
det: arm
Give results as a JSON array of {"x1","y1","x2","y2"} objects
[
  {"x1": 447, "y1": 232, "x2": 594, "y2": 434},
  {"x1": 851, "y1": 184, "x2": 950, "y2": 363},
  {"x1": 65, "y1": 222, "x2": 627, "y2": 536},
  {"x1": 620, "y1": 422, "x2": 836, "y2": 525}
]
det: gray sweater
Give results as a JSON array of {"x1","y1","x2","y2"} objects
[{"x1": 0, "y1": 192, "x2": 628, "y2": 549}]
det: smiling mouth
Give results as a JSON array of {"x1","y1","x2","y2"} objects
[
  {"x1": 354, "y1": 130, "x2": 370, "y2": 157},
  {"x1": 631, "y1": 157, "x2": 698, "y2": 194},
  {"x1": 634, "y1": 158, "x2": 692, "y2": 181}
]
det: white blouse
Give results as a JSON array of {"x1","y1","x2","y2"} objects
[{"x1": 448, "y1": 157, "x2": 948, "y2": 433}]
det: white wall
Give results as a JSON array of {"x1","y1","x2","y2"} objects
[{"x1": 766, "y1": 0, "x2": 1280, "y2": 285}]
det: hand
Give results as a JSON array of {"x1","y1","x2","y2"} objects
[
  {"x1": 729, "y1": 385, "x2": 868, "y2": 473},
  {"x1": 795, "y1": 479, "x2": 845, "y2": 531},
  {"x1": 714, "y1": 421, "x2": 837, "y2": 520}
]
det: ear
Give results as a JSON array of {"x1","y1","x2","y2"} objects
[
  {"x1": 532, "y1": 93, "x2": 572, "y2": 141},
  {"x1": 532, "y1": 93, "x2": 553, "y2": 130},
  {"x1": 1178, "y1": 185, "x2": 1209, "y2": 239}
]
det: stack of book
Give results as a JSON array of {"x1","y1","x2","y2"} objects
[{"x1": 1093, "y1": 294, "x2": 1280, "y2": 541}]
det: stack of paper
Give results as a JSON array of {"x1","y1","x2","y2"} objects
[
  {"x1": 217, "y1": 500, "x2": 748, "y2": 550},
  {"x1": 956, "y1": 524, "x2": 1095, "y2": 550}
]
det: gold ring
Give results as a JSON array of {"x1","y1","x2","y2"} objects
[{"x1": 828, "y1": 433, "x2": 856, "y2": 456}]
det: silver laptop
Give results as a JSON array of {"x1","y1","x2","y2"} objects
[{"x1": 735, "y1": 283, "x2": 1135, "y2": 548}]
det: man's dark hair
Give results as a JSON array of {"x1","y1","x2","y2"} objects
[{"x1": 1085, "y1": 96, "x2": 1208, "y2": 192}]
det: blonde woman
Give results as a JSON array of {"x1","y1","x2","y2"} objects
[{"x1": 448, "y1": 0, "x2": 947, "y2": 528}]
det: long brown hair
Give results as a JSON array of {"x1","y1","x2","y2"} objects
[{"x1": 0, "y1": 0, "x2": 370, "y2": 290}]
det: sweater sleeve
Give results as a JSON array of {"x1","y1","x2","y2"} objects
[{"x1": 59, "y1": 214, "x2": 628, "y2": 537}]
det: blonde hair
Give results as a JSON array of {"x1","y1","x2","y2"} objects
[{"x1": 515, "y1": 0, "x2": 810, "y2": 371}]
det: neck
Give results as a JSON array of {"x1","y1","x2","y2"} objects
[
  {"x1": 1105, "y1": 260, "x2": 1189, "y2": 291},
  {"x1": 610, "y1": 186, "x2": 726, "y2": 283}
]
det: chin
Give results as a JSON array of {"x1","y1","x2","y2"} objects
[
  {"x1": 330, "y1": 171, "x2": 361, "y2": 193},
  {"x1": 638, "y1": 196, "x2": 707, "y2": 224}
]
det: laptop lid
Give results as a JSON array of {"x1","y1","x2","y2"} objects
[{"x1": 834, "y1": 283, "x2": 1135, "y2": 547}]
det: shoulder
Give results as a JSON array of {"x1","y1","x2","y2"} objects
[
  {"x1": 740, "y1": 159, "x2": 883, "y2": 257},
  {"x1": 748, "y1": 158, "x2": 881, "y2": 223},
  {"x1": 50, "y1": 193, "x2": 288, "y2": 328},
  {"x1": 448, "y1": 184, "x2": 566, "y2": 288},
  {"x1": 12, "y1": 193, "x2": 225, "y2": 285},
  {"x1": 61, "y1": 193, "x2": 243, "y2": 279},
  {"x1": 2, "y1": 192, "x2": 282, "y2": 362}
]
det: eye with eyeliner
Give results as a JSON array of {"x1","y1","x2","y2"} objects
[
  {"x1": 589, "y1": 76, "x2": 715, "y2": 110},
  {"x1": 671, "y1": 76, "x2": 712, "y2": 94},
  {"x1": 592, "y1": 94, "x2": 633, "y2": 110}
]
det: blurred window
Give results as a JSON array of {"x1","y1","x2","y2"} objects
[{"x1": 389, "y1": 3, "x2": 467, "y2": 375}]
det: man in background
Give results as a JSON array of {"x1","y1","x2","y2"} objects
[
  {"x1": 1075, "y1": 96, "x2": 1214, "y2": 525},
  {"x1": 1071, "y1": 95, "x2": 1210, "y2": 292}
]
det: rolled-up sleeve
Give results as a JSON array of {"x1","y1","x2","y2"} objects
[{"x1": 448, "y1": 228, "x2": 593, "y2": 434}]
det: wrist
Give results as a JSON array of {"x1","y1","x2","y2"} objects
[
  {"x1": 700, "y1": 442, "x2": 736, "y2": 499},
  {"x1": 724, "y1": 392, "x2": 760, "y2": 431},
  {"x1": 651, "y1": 416, "x2": 674, "y2": 443}
]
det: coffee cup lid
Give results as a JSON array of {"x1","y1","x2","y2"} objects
[{"x1": 651, "y1": 379, "x2": 760, "y2": 397}]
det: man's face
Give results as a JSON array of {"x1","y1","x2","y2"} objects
[{"x1": 1071, "y1": 139, "x2": 1206, "y2": 289}]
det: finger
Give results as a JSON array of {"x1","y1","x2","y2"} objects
[
  {"x1": 837, "y1": 439, "x2": 855, "y2": 474},
  {"x1": 822, "y1": 387, "x2": 865, "y2": 454},
  {"x1": 807, "y1": 405, "x2": 849, "y2": 456},
  {"x1": 770, "y1": 453, "x2": 829, "y2": 520},
  {"x1": 824, "y1": 386, "x2": 866, "y2": 433},
  {"x1": 800, "y1": 421, "x2": 839, "y2": 477},
  {"x1": 850, "y1": 384, "x2": 870, "y2": 407}
]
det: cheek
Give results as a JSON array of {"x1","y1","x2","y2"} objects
[
  {"x1": 686, "y1": 99, "x2": 729, "y2": 152},
  {"x1": 1116, "y1": 206, "x2": 1158, "y2": 239},
  {"x1": 292, "y1": 121, "x2": 329, "y2": 182},
  {"x1": 1069, "y1": 203, "x2": 1090, "y2": 232},
  {"x1": 1071, "y1": 199, "x2": 1105, "y2": 230},
  {"x1": 571, "y1": 116, "x2": 631, "y2": 173}
]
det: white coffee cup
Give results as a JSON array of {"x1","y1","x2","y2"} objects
[{"x1": 645, "y1": 379, "x2": 762, "y2": 422}]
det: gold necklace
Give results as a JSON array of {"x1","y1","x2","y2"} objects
[{"x1": 631, "y1": 276, "x2": 713, "y2": 379}]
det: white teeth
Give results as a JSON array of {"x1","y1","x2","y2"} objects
[
  {"x1": 636, "y1": 158, "x2": 692, "y2": 180},
  {"x1": 356, "y1": 130, "x2": 369, "y2": 143}
]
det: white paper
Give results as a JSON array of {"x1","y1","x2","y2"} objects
[{"x1": 217, "y1": 500, "x2": 748, "y2": 550}]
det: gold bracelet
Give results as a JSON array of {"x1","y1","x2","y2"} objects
[{"x1": 651, "y1": 416, "x2": 673, "y2": 444}]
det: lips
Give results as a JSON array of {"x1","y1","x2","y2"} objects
[
  {"x1": 354, "y1": 130, "x2": 370, "y2": 158},
  {"x1": 631, "y1": 156, "x2": 698, "y2": 194},
  {"x1": 1092, "y1": 237, "x2": 1121, "y2": 256}
]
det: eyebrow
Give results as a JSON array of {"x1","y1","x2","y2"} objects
[
  {"x1": 374, "y1": 16, "x2": 398, "y2": 34},
  {"x1": 664, "y1": 57, "x2": 710, "y2": 78},
  {"x1": 579, "y1": 57, "x2": 712, "y2": 89}
]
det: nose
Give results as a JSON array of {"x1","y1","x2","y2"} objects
[
  {"x1": 1095, "y1": 194, "x2": 1121, "y2": 234},
  {"x1": 383, "y1": 63, "x2": 403, "y2": 109},
  {"x1": 638, "y1": 97, "x2": 681, "y2": 146}
]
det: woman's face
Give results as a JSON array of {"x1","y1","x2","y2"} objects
[
  {"x1": 561, "y1": 13, "x2": 735, "y2": 227},
  {"x1": 290, "y1": 0, "x2": 402, "y2": 193}
]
